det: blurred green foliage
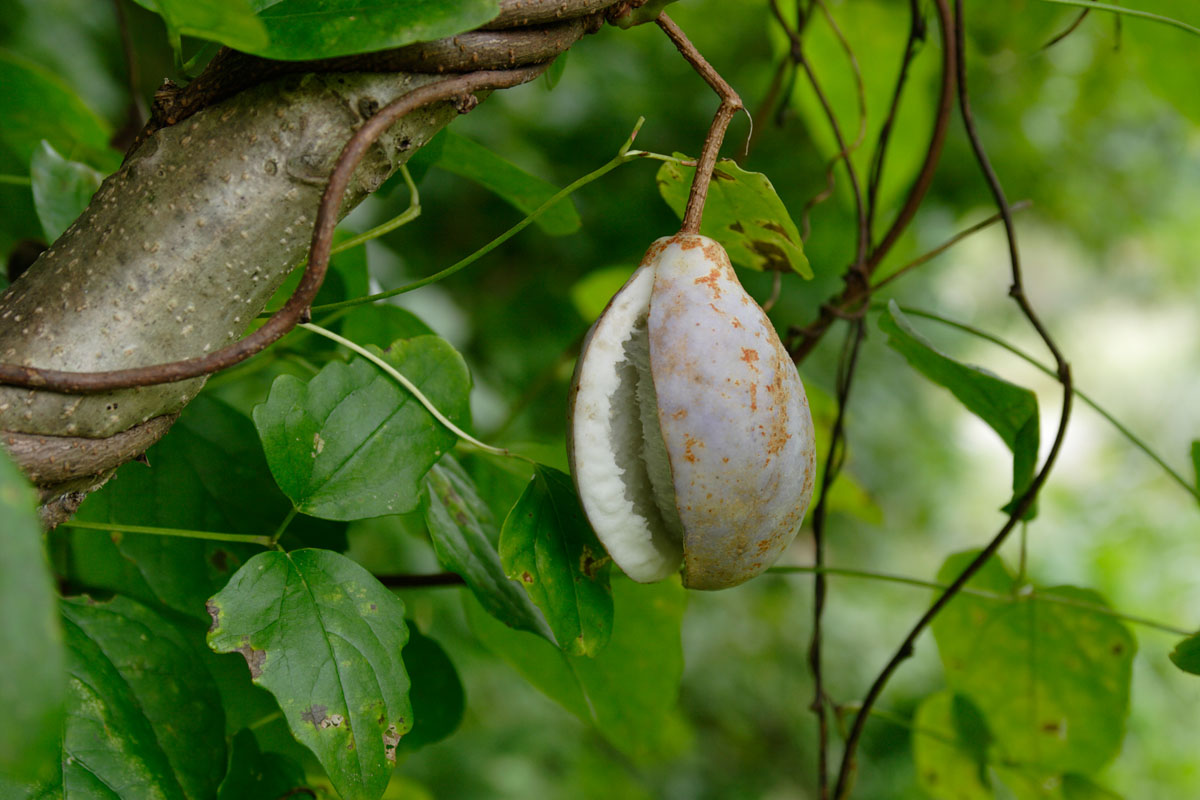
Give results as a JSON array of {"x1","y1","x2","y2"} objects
[{"x1": 3, "y1": 0, "x2": 1200, "y2": 797}]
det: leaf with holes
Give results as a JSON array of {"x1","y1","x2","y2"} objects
[
  {"x1": 249, "y1": 0, "x2": 500, "y2": 61},
  {"x1": 499, "y1": 465, "x2": 613, "y2": 656},
  {"x1": 881, "y1": 301, "x2": 1040, "y2": 512},
  {"x1": 207, "y1": 549, "x2": 411, "y2": 800},
  {"x1": 0, "y1": 450, "x2": 62, "y2": 786},
  {"x1": 424, "y1": 456, "x2": 554, "y2": 642},
  {"x1": 932, "y1": 551, "x2": 1135, "y2": 775},
  {"x1": 58, "y1": 595, "x2": 226, "y2": 799},
  {"x1": 656, "y1": 156, "x2": 810, "y2": 277},
  {"x1": 254, "y1": 335, "x2": 471, "y2": 520}
]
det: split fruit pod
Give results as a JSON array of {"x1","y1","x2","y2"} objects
[{"x1": 568, "y1": 233, "x2": 816, "y2": 590}]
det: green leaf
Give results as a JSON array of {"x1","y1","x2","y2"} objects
[
  {"x1": 880, "y1": 301, "x2": 1040, "y2": 507},
  {"x1": 248, "y1": 0, "x2": 501, "y2": 61},
  {"x1": 500, "y1": 465, "x2": 613, "y2": 656},
  {"x1": 217, "y1": 729, "x2": 308, "y2": 800},
  {"x1": 465, "y1": 576, "x2": 689, "y2": 762},
  {"x1": 207, "y1": 549, "x2": 412, "y2": 800},
  {"x1": 0, "y1": 49, "x2": 116, "y2": 172},
  {"x1": 656, "y1": 156, "x2": 811, "y2": 277},
  {"x1": 569, "y1": 264, "x2": 636, "y2": 323},
  {"x1": 254, "y1": 335, "x2": 471, "y2": 520},
  {"x1": 932, "y1": 551, "x2": 1135, "y2": 775},
  {"x1": 423, "y1": 456, "x2": 555, "y2": 642},
  {"x1": 397, "y1": 626, "x2": 465, "y2": 752},
  {"x1": 61, "y1": 595, "x2": 226, "y2": 800},
  {"x1": 912, "y1": 691, "x2": 992, "y2": 800},
  {"x1": 1169, "y1": 632, "x2": 1200, "y2": 675},
  {"x1": 30, "y1": 139, "x2": 102, "y2": 241},
  {"x1": 0, "y1": 449, "x2": 63, "y2": 785},
  {"x1": 340, "y1": 305, "x2": 434, "y2": 350},
  {"x1": 129, "y1": 0, "x2": 269, "y2": 54},
  {"x1": 543, "y1": 51, "x2": 568, "y2": 90},
  {"x1": 434, "y1": 130, "x2": 581, "y2": 236},
  {"x1": 67, "y1": 394, "x2": 342, "y2": 620}
]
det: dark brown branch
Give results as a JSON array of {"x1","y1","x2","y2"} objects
[
  {"x1": 0, "y1": 66, "x2": 544, "y2": 394},
  {"x1": 807, "y1": 317, "x2": 867, "y2": 800},
  {"x1": 655, "y1": 13, "x2": 744, "y2": 234},
  {"x1": 831, "y1": 2, "x2": 1073, "y2": 795},
  {"x1": 376, "y1": 572, "x2": 467, "y2": 589},
  {"x1": 788, "y1": 0, "x2": 955, "y2": 364},
  {"x1": 1042, "y1": 8, "x2": 1091, "y2": 49},
  {"x1": 865, "y1": 0, "x2": 924, "y2": 243}
]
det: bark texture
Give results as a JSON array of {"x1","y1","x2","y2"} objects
[{"x1": 0, "y1": 0, "x2": 631, "y2": 521}]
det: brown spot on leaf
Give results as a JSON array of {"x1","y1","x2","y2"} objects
[
  {"x1": 761, "y1": 220, "x2": 794, "y2": 244},
  {"x1": 383, "y1": 723, "x2": 402, "y2": 765},
  {"x1": 579, "y1": 545, "x2": 610, "y2": 579},
  {"x1": 729, "y1": 221, "x2": 745, "y2": 234},
  {"x1": 210, "y1": 549, "x2": 229, "y2": 573},
  {"x1": 235, "y1": 643, "x2": 266, "y2": 678},
  {"x1": 521, "y1": 571, "x2": 534, "y2": 584},
  {"x1": 300, "y1": 705, "x2": 328, "y2": 728},
  {"x1": 205, "y1": 600, "x2": 220, "y2": 633},
  {"x1": 750, "y1": 239, "x2": 791, "y2": 272}
]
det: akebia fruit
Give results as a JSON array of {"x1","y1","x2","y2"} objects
[{"x1": 568, "y1": 233, "x2": 816, "y2": 590}]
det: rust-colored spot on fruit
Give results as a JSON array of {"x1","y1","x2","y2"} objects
[
  {"x1": 741, "y1": 347, "x2": 759, "y2": 365},
  {"x1": 757, "y1": 539, "x2": 771, "y2": 554},
  {"x1": 694, "y1": 267, "x2": 723, "y2": 299},
  {"x1": 684, "y1": 436, "x2": 701, "y2": 463},
  {"x1": 709, "y1": 302, "x2": 723, "y2": 316},
  {"x1": 749, "y1": 382, "x2": 758, "y2": 411},
  {"x1": 672, "y1": 408, "x2": 687, "y2": 420}
]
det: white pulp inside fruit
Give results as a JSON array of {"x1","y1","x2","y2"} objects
[{"x1": 571, "y1": 267, "x2": 684, "y2": 582}]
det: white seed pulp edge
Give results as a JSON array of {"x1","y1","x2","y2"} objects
[{"x1": 570, "y1": 263, "x2": 685, "y2": 583}]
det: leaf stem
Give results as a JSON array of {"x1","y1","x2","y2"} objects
[
  {"x1": 889, "y1": 304, "x2": 1200, "y2": 501},
  {"x1": 65, "y1": 520, "x2": 273, "y2": 547},
  {"x1": 1036, "y1": 0, "x2": 1200, "y2": 37},
  {"x1": 298, "y1": 322, "x2": 530, "y2": 463},
  {"x1": 310, "y1": 118, "x2": 648, "y2": 314},
  {"x1": 767, "y1": 565, "x2": 1190, "y2": 636},
  {"x1": 270, "y1": 508, "x2": 298, "y2": 545}
]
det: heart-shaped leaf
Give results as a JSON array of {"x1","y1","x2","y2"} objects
[
  {"x1": 207, "y1": 549, "x2": 412, "y2": 800},
  {"x1": 254, "y1": 335, "x2": 471, "y2": 520}
]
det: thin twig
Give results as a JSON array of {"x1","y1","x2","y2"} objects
[
  {"x1": 866, "y1": 0, "x2": 924, "y2": 242},
  {"x1": 767, "y1": 564, "x2": 1192, "y2": 636},
  {"x1": 892, "y1": 304, "x2": 1200, "y2": 502},
  {"x1": 376, "y1": 572, "x2": 467, "y2": 588},
  {"x1": 807, "y1": 317, "x2": 867, "y2": 799},
  {"x1": 655, "y1": 13, "x2": 744, "y2": 234},
  {"x1": 831, "y1": 2, "x2": 1073, "y2": 795},
  {"x1": 770, "y1": 0, "x2": 868, "y2": 269},
  {"x1": 869, "y1": 200, "x2": 1032, "y2": 292},
  {"x1": 1042, "y1": 8, "x2": 1091, "y2": 49},
  {"x1": 0, "y1": 67, "x2": 544, "y2": 393},
  {"x1": 788, "y1": 0, "x2": 955, "y2": 364}
]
